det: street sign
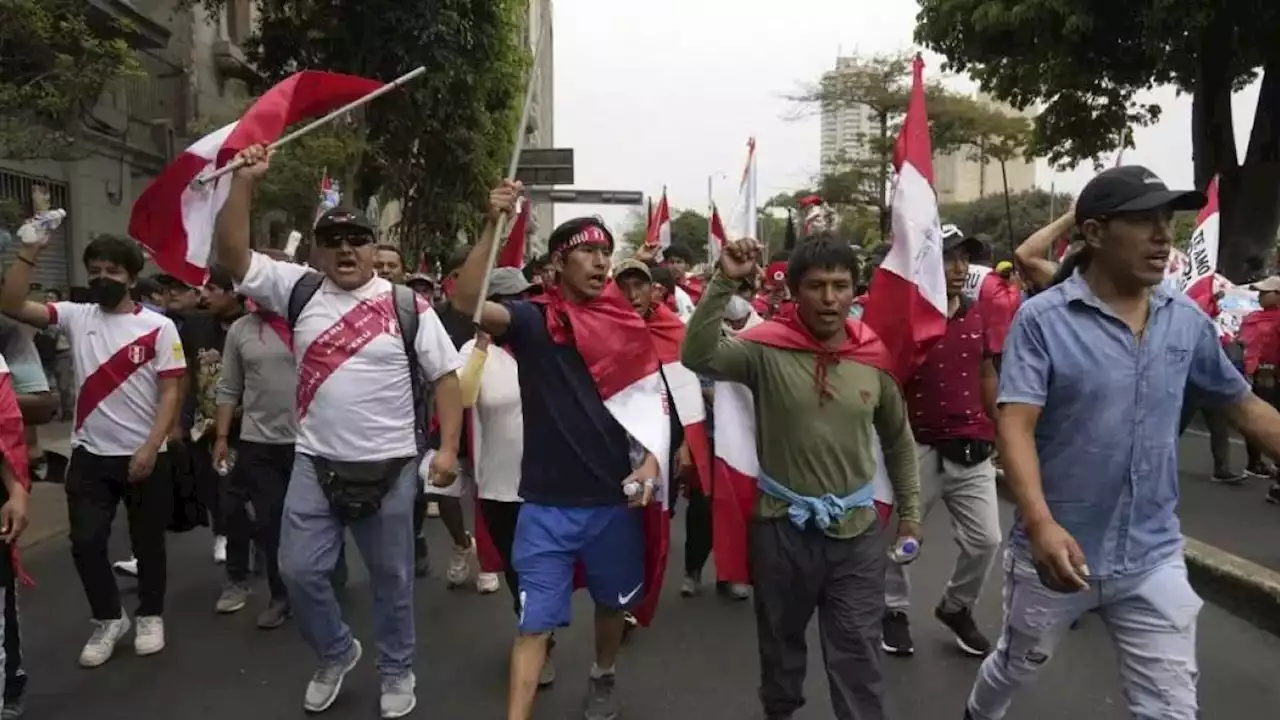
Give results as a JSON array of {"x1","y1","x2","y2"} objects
[
  {"x1": 516, "y1": 148, "x2": 574, "y2": 185},
  {"x1": 532, "y1": 189, "x2": 644, "y2": 206}
]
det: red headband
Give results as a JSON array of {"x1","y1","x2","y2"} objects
[{"x1": 556, "y1": 225, "x2": 611, "y2": 257}]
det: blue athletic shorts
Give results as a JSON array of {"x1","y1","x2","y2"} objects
[{"x1": 512, "y1": 503, "x2": 644, "y2": 633}]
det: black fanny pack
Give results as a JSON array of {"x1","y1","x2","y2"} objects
[
  {"x1": 313, "y1": 456, "x2": 413, "y2": 522},
  {"x1": 934, "y1": 439, "x2": 995, "y2": 468}
]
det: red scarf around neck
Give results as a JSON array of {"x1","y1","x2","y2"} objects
[
  {"x1": 530, "y1": 282, "x2": 660, "y2": 399},
  {"x1": 739, "y1": 308, "x2": 893, "y2": 403},
  {"x1": 645, "y1": 303, "x2": 686, "y2": 364}
]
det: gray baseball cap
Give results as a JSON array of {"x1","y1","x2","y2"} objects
[{"x1": 488, "y1": 267, "x2": 533, "y2": 299}]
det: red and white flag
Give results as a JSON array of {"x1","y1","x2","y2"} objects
[
  {"x1": 129, "y1": 71, "x2": 387, "y2": 286},
  {"x1": 707, "y1": 203, "x2": 728, "y2": 266},
  {"x1": 860, "y1": 54, "x2": 947, "y2": 382},
  {"x1": 498, "y1": 195, "x2": 531, "y2": 268},
  {"x1": 645, "y1": 189, "x2": 671, "y2": 250},
  {"x1": 709, "y1": 313, "x2": 896, "y2": 585},
  {"x1": 1181, "y1": 175, "x2": 1220, "y2": 308},
  {"x1": 0, "y1": 357, "x2": 32, "y2": 585},
  {"x1": 726, "y1": 138, "x2": 758, "y2": 245},
  {"x1": 646, "y1": 305, "x2": 712, "y2": 497}
]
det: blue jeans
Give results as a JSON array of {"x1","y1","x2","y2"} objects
[
  {"x1": 968, "y1": 549, "x2": 1201, "y2": 719},
  {"x1": 279, "y1": 454, "x2": 417, "y2": 678}
]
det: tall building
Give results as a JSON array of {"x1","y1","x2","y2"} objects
[
  {"x1": 819, "y1": 57, "x2": 879, "y2": 176},
  {"x1": 0, "y1": 0, "x2": 258, "y2": 290}
]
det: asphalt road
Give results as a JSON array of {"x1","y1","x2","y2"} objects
[
  {"x1": 1178, "y1": 427, "x2": 1280, "y2": 571},
  {"x1": 13, "y1": 495, "x2": 1280, "y2": 720}
]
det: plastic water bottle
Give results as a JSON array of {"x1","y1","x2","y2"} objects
[
  {"x1": 889, "y1": 536, "x2": 921, "y2": 565},
  {"x1": 17, "y1": 209, "x2": 66, "y2": 245},
  {"x1": 215, "y1": 448, "x2": 238, "y2": 477}
]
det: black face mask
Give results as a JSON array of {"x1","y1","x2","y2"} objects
[{"x1": 87, "y1": 277, "x2": 129, "y2": 308}]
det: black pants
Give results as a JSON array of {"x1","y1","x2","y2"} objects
[
  {"x1": 2, "y1": 548, "x2": 25, "y2": 704},
  {"x1": 66, "y1": 448, "x2": 173, "y2": 619},
  {"x1": 478, "y1": 499, "x2": 522, "y2": 616},
  {"x1": 1246, "y1": 383, "x2": 1280, "y2": 468},
  {"x1": 226, "y1": 442, "x2": 294, "y2": 599},
  {"x1": 190, "y1": 436, "x2": 227, "y2": 536},
  {"x1": 750, "y1": 519, "x2": 886, "y2": 720},
  {"x1": 685, "y1": 484, "x2": 713, "y2": 577},
  {"x1": 1178, "y1": 393, "x2": 1234, "y2": 476}
]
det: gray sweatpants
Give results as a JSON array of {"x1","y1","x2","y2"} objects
[
  {"x1": 750, "y1": 518, "x2": 886, "y2": 720},
  {"x1": 885, "y1": 442, "x2": 1001, "y2": 612}
]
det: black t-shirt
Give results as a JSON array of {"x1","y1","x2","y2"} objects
[
  {"x1": 173, "y1": 310, "x2": 236, "y2": 433},
  {"x1": 432, "y1": 300, "x2": 475, "y2": 350}
]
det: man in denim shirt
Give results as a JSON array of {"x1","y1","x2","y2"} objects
[{"x1": 966, "y1": 166, "x2": 1280, "y2": 720}]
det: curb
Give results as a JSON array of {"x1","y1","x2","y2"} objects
[{"x1": 1184, "y1": 537, "x2": 1280, "y2": 637}]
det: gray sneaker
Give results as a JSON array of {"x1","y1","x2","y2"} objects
[
  {"x1": 538, "y1": 653, "x2": 556, "y2": 688},
  {"x1": 380, "y1": 672, "x2": 417, "y2": 719},
  {"x1": 256, "y1": 598, "x2": 290, "y2": 629},
  {"x1": 2, "y1": 697, "x2": 25, "y2": 719},
  {"x1": 583, "y1": 674, "x2": 620, "y2": 720},
  {"x1": 303, "y1": 639, "x2": 362, "y2": 713},
  {"x1": 215, "y1": 582, "x2": 251, "y2": 614}
]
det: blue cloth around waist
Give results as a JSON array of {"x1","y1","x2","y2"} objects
[{"x1": 756, "y1": 470, "x2": 876, "y2": 530}]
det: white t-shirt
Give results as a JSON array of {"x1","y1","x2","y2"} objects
[
  {"x1": 48, "y1": 302, "x2": 185, "y2": 456},
  {"x1": 462, "y1": 340, "x2": 522, "y2": 502},
  {"x1": 236, "y1": 252, "x2": 462, "y2": 462}
]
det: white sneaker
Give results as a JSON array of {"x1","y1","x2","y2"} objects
[
  {"x1": 112, "y1": 557, "x2": 138, "y2": 578},
  {"x1": 79, "y1": 615, "x2": 131, "y2": 668},
  {"x1": 134, "y1": 616, "x2": 165, "y2": 656},
  {"x1": 476, "y1": 572, "x2": 501, "y2": 594},
  {"x1": 212, "y1": 535, "x2": 228, "y2": 564},
  {"x1": 446, "y1": 534, "x2": 475, "y2": 588}
]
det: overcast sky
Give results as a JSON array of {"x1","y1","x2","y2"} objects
[{"x1": 549, "y1": 0, "x2": 1263, "y2": 235}]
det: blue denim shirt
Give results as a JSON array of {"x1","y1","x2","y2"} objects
[{"x1": 999, "y1": 270, "x2": 1250, "y2": 577}]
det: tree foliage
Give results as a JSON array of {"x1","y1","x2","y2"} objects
[
  {"x1": 190, "y1": 0, "x2": 529, "y2": 266},
  {"x1": 0, "y1": 0, "x2": 142, "y2": 159},
  {"x1": 939, "y1": 189, "x2": 1073, "y2": 254},
  {"x1": 619, "y1": 209, "x2": 711, "y2": 262},
  {"x1": 915, "y1": 0, "x2": 1280, "y2": 279}
]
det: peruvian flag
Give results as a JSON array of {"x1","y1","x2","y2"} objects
[
  {"x1": 129, "y1": 71, "x2": 387, "y2": 286},
  {"x1": 314, "y1": 171, "x2": 341, "y2": 224},
  {"x1": 646, "y1": 305, "x2": 712, "y2": 497},
  {"x1": 860, "y1": 54, "x2": 947, "y2": 382},
  {"x1": 726, "y1": 138, "x2": 759, "y2": 243},
  {"x1": 0, "y1": 357, "x2": 32, "y2": 585},
  {"x1": 645, "y1": 189, "x2": 671, "y2": 250},
  {"x1": 709, "y1": 314, "x2": 896, "y2": 585},
  {"x1": 527, "y1": 269, "x2": 673, "y2": 626},
  {"x1": 498, "y1": 195, "x2": 531, "y2": 268},
  {"x1": 707, "y1": 203, "x2": 728, "y2": 266},
  {"x1": 1182, "y1": 175, "x2": 1220, "y2": 309}
]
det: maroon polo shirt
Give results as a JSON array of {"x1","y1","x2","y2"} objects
[{"x1": 905, "y1": 299, "x2": 997, "y2": 444}]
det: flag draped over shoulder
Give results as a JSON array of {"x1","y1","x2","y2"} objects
[
  {"x1": 0, "y1": 359, "x2": 32, "y2": 585},
  {"x1": 709, "y1": 312, "x2": 896, "y2": 585},
  {"x1": 129, "y1": 71, "x2": 387, "y2": 286},
  {"x1": 645, "y1": 305, "x2": 712, "y2": 496},
  {"x1": 860, "y1": 55, "x2": 947, "y2": 383},
  {"x1": 529, "y1": 284, "x2": 672, "y2": 626}
]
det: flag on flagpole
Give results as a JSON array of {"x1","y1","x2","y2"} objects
[
  {"x1": 314, "y1": 171, "x2": 341, "y2": 224},
  {"x1": 726, "y1": 138, "x2": 758, "y2": 241},
  {"x1": 860, "y1": 54, "x2": 948, "y2": 382},
  {"x1": 707, "y1": 203, "x2": 728, "y2": 266},
  {"x1": 645, "y1": 189, "x2": 671, "y2": 250},
  {"x1": 1183, "y1": 175, "x2": 1220, "y2": 309},
  {"x1": 129, "y1": 70, "x2": 388, "y2": 286},
  {"x1": 784, "y1": 210, "x2": 798, "y2": 250},
  {"x1": 497, "y1": 195, "x2": 531, "y2": 268}
]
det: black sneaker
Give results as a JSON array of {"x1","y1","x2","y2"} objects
[
  {"x1": 881, "y1": 610, "x2": 914, "y2": 656},
  {"x1": 583, "y1": 674, "x2": 620, "y2": 720},
  {"x1": 935, "y1": 602, "x2": 992, "y2": 657},
  {"x1": 1210, "y1": 471, "x2": 1247, "y2": 485},
  {"x1": 1266, "y1": 485, "x2": 1280, "y2": 505},
  {"x1": 1246, "y1": 463, "x2": 1273, "y2": 479}
]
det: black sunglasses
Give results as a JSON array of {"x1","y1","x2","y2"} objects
[{"x1": 315, "y1": 233, "x2": 374, "y2": 249}]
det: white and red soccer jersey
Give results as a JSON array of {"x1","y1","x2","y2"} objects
[
  {"x1": 48, "y1": 302, "x2": 186, "y2": 456},
  {"x1": 236, "y1": 252, "x2": 462, "y2": 462}
]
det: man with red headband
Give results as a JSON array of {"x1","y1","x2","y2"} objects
[
  {"x1": 683, "y1": 234, "x2": 921, "y2": 720},
  {"x1": 753, "y1": 250, "x2": 793, "y2": 320},
  {"x1": 453, "y1": 182, "x2": 667, "y2": 720}
]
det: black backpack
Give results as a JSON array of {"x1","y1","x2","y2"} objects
[{"x1": 286, "y1": 273, "x2": 426, "y2": 451}]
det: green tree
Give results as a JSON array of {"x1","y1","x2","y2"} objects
[
  {"x1": 617, "y1": 208, "x2": 712, "y2": 263},
  {"x1": 190, "y1": 0, "x2": 528, "y2": 267},
  {"x1": 0, "y1": 0, "x2": 142, "y2": 159},
  {"x1": 915, "y1": 0, "x2": 1280, "y2": 280},
  {"x1": 938, "y1": 189, "x2": 1076, "y2": 256}
]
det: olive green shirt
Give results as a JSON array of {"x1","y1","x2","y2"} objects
[{"x1": 681, "y1": 274, "x2": 922, "y2": 538}]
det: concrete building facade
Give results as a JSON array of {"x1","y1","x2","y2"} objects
[
  {"x1": 0, "y1": 0, "x2": 258, "y2": 290},
  {"x1": 819, "y1": 57, "x2": 879, "y2": 176}
]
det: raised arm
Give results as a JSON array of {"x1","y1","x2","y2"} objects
[
  {"x1": 452, "y1": 182, "x2": 522, "y2": 337},
  {"x1": 681, "y1": 238, "x2": 764, "y2": 385},
  {"x1": 0, "y1": 233, "x2": 53, "y2": 328},
  {"x1": 215, "y1": 144, "x2": 272, "y2": 283},
  {"x1": 1014, "y1": 208, "x2": 1075, "y2": 291}
]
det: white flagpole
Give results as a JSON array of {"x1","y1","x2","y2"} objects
[
  {"x1": 195, "y1": 66, "x2": 428, "y2": 186},
  {"x1": 472, "y1": 18, "x2": 549, "y2": 324}
]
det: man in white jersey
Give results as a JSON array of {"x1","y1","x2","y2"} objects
[
  {"x1": 216, "y1": 144, "x2": 463, "y2": 719},
  {"x1": 0, "y1": 234, "x2": 184, "y2": 669}
]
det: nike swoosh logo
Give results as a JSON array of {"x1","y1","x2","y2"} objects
[{"x1": 618, "y1": 583, "x2": 643, "y2": 605}]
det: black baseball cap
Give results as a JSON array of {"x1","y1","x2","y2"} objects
[
  {"x1": 314, "y1": 207, "x2": 375, "y2": 237},
  {"x1": 1075, "y1": 166, "x2": 1206, "y2": 223},
  {"x1": 205, "y1": 265, "x2": 234, "y2": 291},
  {"x1": 940, "y1": 224, "x2": 986, "y2": 258}
]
